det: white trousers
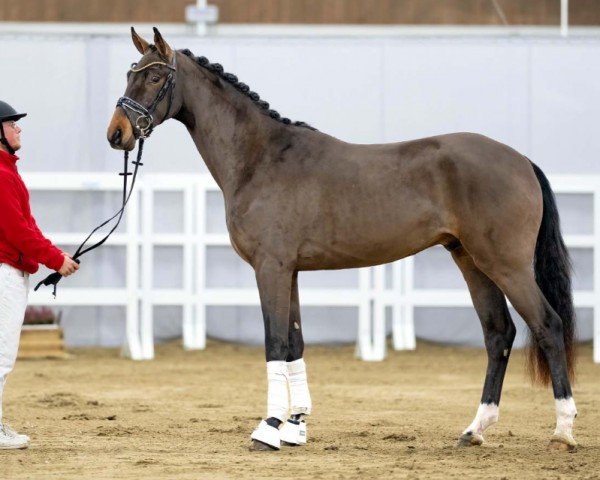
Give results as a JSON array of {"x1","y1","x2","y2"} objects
[{"x1": 0, "y1": 264, "x2": 29, "y2": 422}]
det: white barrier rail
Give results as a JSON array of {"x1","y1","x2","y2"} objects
[{"x1": 23, "y1": 173, "x2": 600, "y2": 363}]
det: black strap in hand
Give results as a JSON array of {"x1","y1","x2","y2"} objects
[
  {"x1": 34, "y1": 140, "x2": 145, "y2": 298},
  {"x1": 34, "y1": 259, "x2": 80, "y2": 298}
]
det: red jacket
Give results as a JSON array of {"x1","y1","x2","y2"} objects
[{"x1": 0, "y1": 149, "x2": 64, "y2": 274}]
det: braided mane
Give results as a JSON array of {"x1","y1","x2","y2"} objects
[{"x1": 178, "y1": 48, "x2": 317, "y2": 131}]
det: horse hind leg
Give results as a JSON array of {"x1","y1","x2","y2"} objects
[
  {"x1": 459, "y1": 160, "x2": 577, "y2": 451},
  {"x1": 449, "y1": 245, "x2": 516, "y2": 447},
  {"x1": 464, "y1": 234, "x2": 577, "y2": 451},
  {"x1": 488, "y1": 266, "x2": 577, "y2": 451}
]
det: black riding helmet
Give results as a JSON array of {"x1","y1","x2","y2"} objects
[{"x1": 0, "y1": 101, "x2": 27, "y2": 154}]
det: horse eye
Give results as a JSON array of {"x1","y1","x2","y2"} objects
[{"x1": 151, "y1": 75, "x2": 160, "y2": 83}]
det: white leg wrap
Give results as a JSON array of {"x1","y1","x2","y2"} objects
[
  {"x1": 280, "y1": 418, "x2": 307, "y2": 446},
  {"x1": 266, "y1": 361, "x2": 289, "y2": 422},
  {"x1": 463, "y1": 403, "x2": 499, "y2": 437},
  {"x1": 287, "y1": 358, "x2": 312, "y2": 416},
  {"x1": 251, "y1": 420, "x2": 281, "y2": 450},
  {"x1": 554, "y1": 397, "x2": 577, "y2": 442}
]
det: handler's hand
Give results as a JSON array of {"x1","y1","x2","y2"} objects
[{"x1": 58, "y1": 256, "x2": 79, "y2": 277}]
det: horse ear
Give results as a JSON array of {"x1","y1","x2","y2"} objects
[
  {"x1": 131, "y1": 27, "x2": 150, "y2": 55},
  {"x1": 153, "y1": 27, "x2": 173, "y2": 60}
]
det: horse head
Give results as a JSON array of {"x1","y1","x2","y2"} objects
[{"x1": 107, "y1": 27, "x2": 179, "y2": 151}]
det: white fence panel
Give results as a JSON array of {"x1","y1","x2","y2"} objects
[{"x1": 24, "y1": 173, "x2": 599, "y2": 363}]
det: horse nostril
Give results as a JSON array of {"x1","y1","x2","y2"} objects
[{"x1": 111, "y1": 128, "x2": 122, "y2": 146}]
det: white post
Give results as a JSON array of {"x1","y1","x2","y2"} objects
[
  {"x1": 194, "y1": 180, "x2": 208, "y2": 350},
  {"x1": 393, "y1": 257, "x2": 416, "y2": 350},
  {"x1": 182, "y1": 184, "x2": 198, "y2": 349},
  {"x1": 392, "y1": 260, "x2": 404, "y2": 349},
  {"x1": 560, "y1": 0, "x2": 569, "y2": 37},
  {"x1": 594, "y1": 184, "x2": 600, "y2": 363},
  {"x1": 372, "y1": 264, "x2": 387, "y2": 360},
  {"x1": 140, "y1": 182, "x2": 155, "y2": 359},
  {"x1": 186, "y1": 0, "x2": 218, "y2": 36},
  {"x1": 356, "y1": 268, "x2": 371, "y2": 359},
  {"x1": 196, "y1": 0, "x2": 207, "y2": 36},
  {"x1": 355, "y1": 267, "x2": 386, "y2": 361},
  {"x1": 123, "y1": 184, "x2": 143, "y2": 360}
]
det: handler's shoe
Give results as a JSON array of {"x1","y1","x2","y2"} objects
[{"x1": 0, "y1": 423, "x2": 30, "y2": 449}]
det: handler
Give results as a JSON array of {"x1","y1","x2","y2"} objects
[{"x1": 0, "y1": 101, "x2": 79, "y2": 449}]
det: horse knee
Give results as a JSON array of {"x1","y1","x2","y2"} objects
[
  {"x1": 287, "y1": 340, "x2": 304, "y2": 362},
  {"x1": 287, "y1": 323, "x2": 304, "y2": 360},
  {"x1": 265, "y1": 337, "x2": 289, "y2": 362}
]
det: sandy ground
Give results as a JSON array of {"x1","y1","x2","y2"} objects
[{"x1": 0, "y1": 340, "x2": 599, "y2": 479}]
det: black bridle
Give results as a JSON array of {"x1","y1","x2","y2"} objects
[
  {"x1": 35, "y1": 54, "x2": 178, "y2": 297},
  {"x1": 116, "y1": 55, "x2": 177, "y2": 139}
]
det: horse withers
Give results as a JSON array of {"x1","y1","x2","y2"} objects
[{"x1": 107, "y1": 27, "x2": 578, "y2": 452}]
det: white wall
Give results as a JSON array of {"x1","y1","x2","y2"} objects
[{"x1": 1, "y1": 32, "x2": 598, "y2": 348}]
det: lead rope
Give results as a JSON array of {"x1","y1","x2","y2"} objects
[{"x1": 34, "y1": 139, "x2": 145, "y2": 298}]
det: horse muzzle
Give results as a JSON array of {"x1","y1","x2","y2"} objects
[{"x1": 107, "y1": 108, "x2": 136, "y2": 151}]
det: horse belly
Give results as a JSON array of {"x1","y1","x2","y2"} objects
[
  {"x1": 295, "y1": 191, "x2": 448, "y2": 270},
  {"x1": 296, "y1": 231, "x2": 436, "y2": 271}
]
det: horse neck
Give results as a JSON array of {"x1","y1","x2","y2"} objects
[{"x1": 175, "y1": 65, "x2": 278, "y2": 200}]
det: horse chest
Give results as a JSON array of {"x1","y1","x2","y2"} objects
[
  {"x1": 226, "y1": 215, "x2": 257, "y2": 264},
  {"x1": 229, "y1": 234, "x2": 252, "y2": 264}
]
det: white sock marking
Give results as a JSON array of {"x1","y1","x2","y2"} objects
[
  {"x1": 554, "y1": 397, "x2": 577, "y2": 441},
  {"x1": 463, "y1": 403, "x2": 499, "y2": 436}
]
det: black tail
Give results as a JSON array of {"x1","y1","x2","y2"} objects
[{"x1": 529, "y1": 161, "x2": 576, "y2": 385}]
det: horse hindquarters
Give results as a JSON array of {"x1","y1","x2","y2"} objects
[{"x1": 462, "y1": 161, "x2": 577, "y2": 451}]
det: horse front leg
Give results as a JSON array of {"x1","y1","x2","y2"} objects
[
  {"x1": 250, "y1": 256, "x2": 294, "y2": 451},
  {"x1": 280, "y1": 271, "x2": 312, "y2": 446}
]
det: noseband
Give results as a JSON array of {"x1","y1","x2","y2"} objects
[{"x1": 116, "y1": 55, "x2": 177, "y2": 139}]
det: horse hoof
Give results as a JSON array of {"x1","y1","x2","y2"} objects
[
  {"x1": 456, "y1": 432, "x2": 484, "y2": 448},
  {"x1": 548, "y1": 434, "x2": 577, "y2": 453},
  {"x1": 249, "y1": 439, "x2": 279, "y2": 451}
]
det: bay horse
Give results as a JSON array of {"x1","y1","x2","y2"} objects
[{"x1": 107, "y1": 28, "x2": 578, "y2": 452}]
